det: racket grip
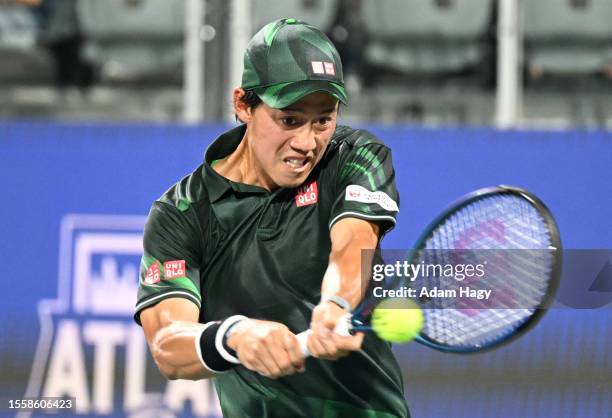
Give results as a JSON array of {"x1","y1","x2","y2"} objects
[
  {"x1": 296, "y1": 313, "x2": 353, "y2": 358},
  {"x1": 296, "y1": 331, "x2": 311, "y2": 357},
  {"x1": 334, "y1": 313, "x2": 352, "y2": 336}
]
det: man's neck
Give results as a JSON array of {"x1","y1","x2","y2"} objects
[{"x1": 212, "y1": 132, "x2": 274, "y2": 191}]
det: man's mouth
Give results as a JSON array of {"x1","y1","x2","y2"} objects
[{"x1": 283, "y1": 157, "x2": 311, "y2": 172}]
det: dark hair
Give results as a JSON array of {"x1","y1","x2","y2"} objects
[
  {"x1": 235, "y1": 89, "x2": 262, "y2": 123},
  {"x1": 236, "y1": 88, "x2": 342, "y2": 121},
  {"x1": 240, "y1": 89, "x2": 262, "y2": 109}
]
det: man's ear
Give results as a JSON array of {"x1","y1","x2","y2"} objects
[{"x1": 233, "y1": 88, "x2": 252, "y2": 123}]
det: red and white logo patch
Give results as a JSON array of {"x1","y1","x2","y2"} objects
[
  {"x1": 311, "y1": 61, "x2": 336, "y2": 76},
  {"x1": 164, "y1": 260, "x2": 186, "y2": 279},
  {"x1": 144, "y1": 262, "x2": 161, "y2": 285},
  {"x1": 345, "y1": 185, "x2": 399, "y2": 212},
  {"x1": 323, "y1": 61, "x2": 335, "y2": 75},
  {"x1": 348, "y1": 187, "x2": 362, "y2": 199},
  {"x1": 296, "y1": 181, "x2": 318, "y2": 207}
]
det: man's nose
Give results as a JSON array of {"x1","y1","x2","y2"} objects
[{"x1": 290, "y1": 126, "x2": 317, "y2": 152}]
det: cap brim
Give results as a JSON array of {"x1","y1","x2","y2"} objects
[{"x1": 254, "y1": 80, "x2": 348, "y2": 109}]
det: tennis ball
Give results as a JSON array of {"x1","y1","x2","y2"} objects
[{"x1": 371, "y1": 299, "x2": 424, "y2": 343}]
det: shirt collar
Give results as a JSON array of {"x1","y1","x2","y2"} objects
[{"x1": 202, "y1": 124, "x2": 269, "y2": 202}]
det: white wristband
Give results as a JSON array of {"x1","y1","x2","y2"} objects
[
  {"x1": 194, "y1": 315, "x2": 248, "y2": 373},
  {"x1": 321, "y1": 295, "x2": 352, "y2": 312},
  {"x1": 215, "y1": 315, "x2": 247, "y2": 364}
]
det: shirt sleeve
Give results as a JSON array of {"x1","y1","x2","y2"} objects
[
  {"x1": 329, "y1": 143, "x2": 400, "y2": 235},
  {"x1": 134, "y1": 201, "x2": 203, "y2": 325}
]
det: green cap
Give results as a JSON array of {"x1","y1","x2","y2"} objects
[{"x1": 241, "y1": 18, "x2": 348, "y2": 109}]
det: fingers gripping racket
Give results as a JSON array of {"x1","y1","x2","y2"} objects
[{"x1": 297, "y1": 185, "x2": 562, "y2": 355}]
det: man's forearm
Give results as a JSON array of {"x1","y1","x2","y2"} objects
[
  {"x1": 321, "y1": 219, "x2": 379, "y2": 309},
  {"x1": 141, "y1": 299, "x2": 238, "y2": 381},
  {"x1": 150, "y1": 320, "x2": 214, "y2": 380}
]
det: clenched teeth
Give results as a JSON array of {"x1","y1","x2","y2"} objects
[{"x1": 284, "y1": 158, "x2": 308, "y2": 168}]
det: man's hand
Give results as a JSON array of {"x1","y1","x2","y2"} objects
[
  {"x1": 227, "y1": 319, "x2": 305, "y2": 378},
  {"x1": 307, "y1": 301, "x2": 364, "y2": 360}
]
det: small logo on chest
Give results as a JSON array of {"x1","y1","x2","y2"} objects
[{"x1": 296, "y1": 181, "x2": 318, "y2": 207}]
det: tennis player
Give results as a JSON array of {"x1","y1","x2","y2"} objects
[{"x1": 135, "y1": 18, "x2": 409, "y2": 417}]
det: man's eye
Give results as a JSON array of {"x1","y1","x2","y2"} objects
[
  {"x1": 281, "y1": 117, "x2": 298, "y2": 126},
  {"x1": 317, "y1": 117, "x2": 332, "y2": 126}
]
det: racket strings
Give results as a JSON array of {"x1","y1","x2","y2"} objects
[
  {"x1": 426, "y1": 308, "x2": 533, "y2": 347},
  {"x1": 416, "y1": 194, "x2": 556, "y2": 349}
]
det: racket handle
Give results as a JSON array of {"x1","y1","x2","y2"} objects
[
  {"x1": 296, "y1": 331, "x2": 311, "y2": 357},
  {"x1": 296, "y1": 313, "x2": 353, "y2": 358}
]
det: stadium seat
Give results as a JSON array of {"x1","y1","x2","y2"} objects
[
  {"x1": 0, "y1": 5, "x2": 37, "y2": 49},
  {"x1": 0, "y1": 5, "x2": 53, "y2": 84},
  {"x1": 360, "y1": 0, "x2": 494, "y2": 74},
  {"x1": 76, "y1": 0, "x2": 185, "y2": 83},
  {"x1": 251, "y1": 0, "x2": 339, "y2": 33},
  {"x1": 524, "y1": 0, "x2": 612, "y2": 75}
]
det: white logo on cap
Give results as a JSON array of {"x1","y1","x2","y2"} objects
[
  {"x1": 311, "y1": 61, "x2": 324, "y2": 74},
  {"x1": 324, "y1": 62, "x2": 335, "y2": 75}
]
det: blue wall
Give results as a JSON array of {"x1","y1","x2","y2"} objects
[{"x1": 1, "y1": 123, "x2": 610, "y2": 418}]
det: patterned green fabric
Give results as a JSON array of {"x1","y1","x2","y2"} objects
[
  {"x1": 242, "y1": 18, "x2": 348, "y2": 108},
  {"x1": 134, "y1": 202, "x2": 204, "y2": 321}
]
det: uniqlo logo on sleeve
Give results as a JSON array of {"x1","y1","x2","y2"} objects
[
  {"x1": 164, "y1": 260, "x2": 186, "y2": 279},
  {"x1": 144, "y1": 262, "x2": 161, "y2": 285},
  {"x1": 296, "y1": 181, "x2": 318, "y2": 207}
]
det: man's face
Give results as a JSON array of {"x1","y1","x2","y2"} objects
[{"x1": 247, "y1": 91, "x2": 339, "y2": 190}]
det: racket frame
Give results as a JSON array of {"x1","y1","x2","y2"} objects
[
  {"x1": 297, "y1": 186, "x2": 563, "y2": 356},
  {"x1": 411, "y1": 185, "x2": 563, "y2": 353}
]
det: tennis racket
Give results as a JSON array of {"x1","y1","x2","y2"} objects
[{"x1": 297, "y1": 185, "x2": 562, "y2": 355}]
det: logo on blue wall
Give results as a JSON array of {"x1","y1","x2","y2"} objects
[{"x1": 20, "y1": 215, "x2": 221, "y2": 418}]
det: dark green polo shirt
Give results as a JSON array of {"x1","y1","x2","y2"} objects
[{"x1": 135, "y1": 125, "x2": 408, "y2": 418}]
